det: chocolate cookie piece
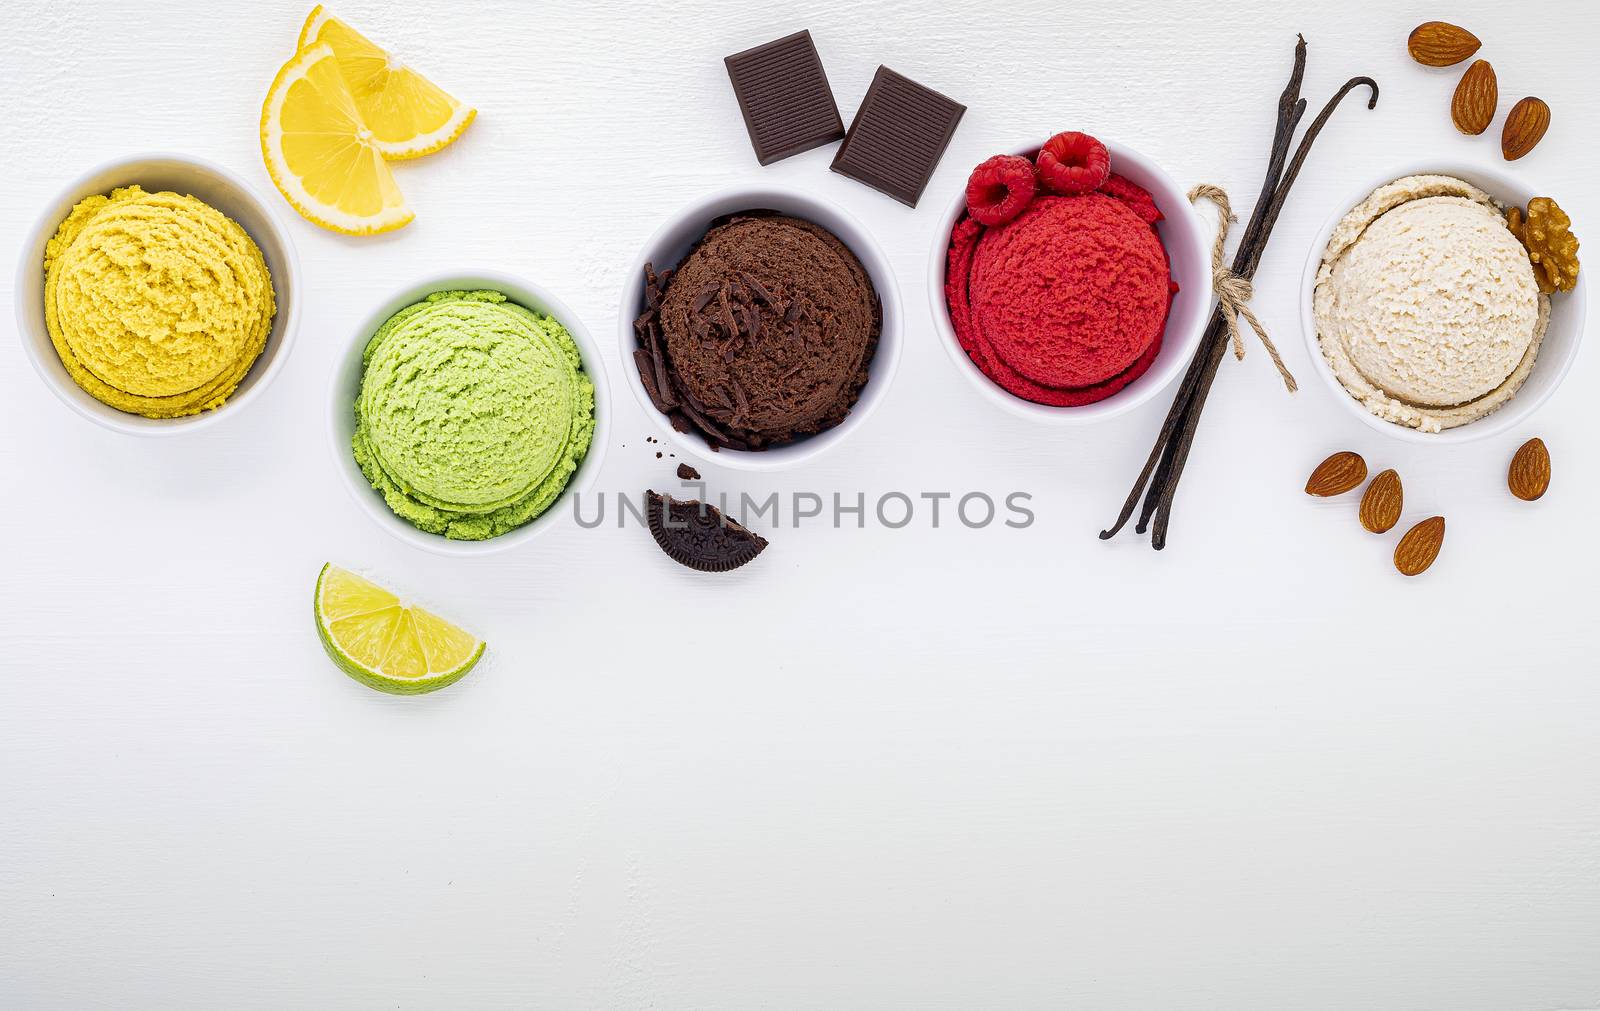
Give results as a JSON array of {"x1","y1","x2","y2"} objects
[{"x1": 645, "y1": 491, "x2": 768, "y2": 572}]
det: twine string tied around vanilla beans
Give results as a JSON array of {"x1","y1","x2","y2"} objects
[{"x1": 1188, "y1": 184, "x2": 1297, "y2": 393}]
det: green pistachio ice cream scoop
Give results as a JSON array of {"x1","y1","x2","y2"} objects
[{"x1": 353, "y1": 290, "x2": 595, "y2": 540}]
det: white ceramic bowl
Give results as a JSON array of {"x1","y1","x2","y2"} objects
[
  {"x1": 14, "y1": 153, "x2": 301, "y2": 436},
  {"x1": 1300, "y1": 160, "x2": 1587, "y2": 445},
  {"x1": 618, "y1": 186, "x2": 903, "y2": 472},
  {"x1": 926, "y1": 140, "x2": 1212, "y2": 424},
  {"x1": 329, "y1": 271, "x2": 611, "y2": 557}
]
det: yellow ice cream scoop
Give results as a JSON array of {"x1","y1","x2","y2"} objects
[{"x1": 43, "y1": 185, "x2": 276, "y2": 418}]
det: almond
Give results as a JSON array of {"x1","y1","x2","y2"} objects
[
  {"x1": 1359, "y1": 469, "x2": 1404, "y2": 533},
  {"x1": 1407, "y1": 21, "x2": 1481, "y2": 67},
  {"x1": 1451, "y1": 60, "x2": 1497, "y2": 135},
  {"x1": 1305, "y1": 451, "x2": 1368, "y2": 497},
  {"x1": 1508, "y1": 437, "x2": 1551, "y2": 501},
  {"x1": 1502, "y1": 97, "x2": 1551, "y2": 160},
  {"x1": 1394, "y1": 517, "x2": 1446, "y2": 577}
]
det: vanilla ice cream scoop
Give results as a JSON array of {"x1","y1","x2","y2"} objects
[{"x1": 1314, "y1": 175, "x2": 1550, "y2": 433}]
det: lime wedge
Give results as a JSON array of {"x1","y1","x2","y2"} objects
[{"x1": 314, "y1": 563, "x2": 484, "y2": 694}]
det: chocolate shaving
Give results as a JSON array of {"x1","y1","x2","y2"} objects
[
  {"x1": 643, "y1": 264, "x2": 671, "y2": 312},
  {"x1": 646, "y1": 322, "x2": 676, "y2": 409},
  {"x1": 634, "y1": 349, "x2": 672, "y2": 414},
  {"x1": 739, "y1": 271, "x2": 775, "y2": 305},
  {"x1": 717, "y1": 289, "x2": 739, "y2": 339},
  {"x1": 674, "y1": 388, "x2": 738, "y2": 449}
]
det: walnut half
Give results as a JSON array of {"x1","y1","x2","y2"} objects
[{"x1": 1507, "y1": 197, "x2": 1581, "y2": 295}]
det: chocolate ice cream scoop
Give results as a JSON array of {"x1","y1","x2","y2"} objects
[{"x1": 633, "y1": 213, "x2": 880, "y2": 450}]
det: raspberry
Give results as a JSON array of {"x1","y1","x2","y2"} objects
[
  {"x1": 965, "y1": 155, "x2": 1037, "y2": 227},
  {"x1": 1036, "y1": 131, "x2": 1111, "y2": 195}
]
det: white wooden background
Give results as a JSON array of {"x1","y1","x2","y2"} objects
[{"x1": 3, "y1": 2, "x2": 1598, "y2": 1008}]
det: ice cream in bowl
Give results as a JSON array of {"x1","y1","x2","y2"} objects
[
  {"x1": 928, "y1": 132, "x2": 1211, "y2": 423},
  {"x1": 15, "y1": 153, "x2": 300, "y2": 435},
  {"x1": 620, "y1": 186, "x2": 902, "y2": 471},
  {"x1": 329, "y1": 272, "x2": 609, "y2": 556},
  {"x1": 1302, "y1": 162, "x2": 1585, "y2": 444}
]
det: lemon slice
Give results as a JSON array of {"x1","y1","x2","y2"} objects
[
  {"x1": 314, "y1": 564, "x2": 485, "y2": 695},
  {"x1": 297, "y1": 5, "x2": 476, "y2": 160},
  {"x1": 260, "y1": 42, "x2": 414, "y2": 235}
]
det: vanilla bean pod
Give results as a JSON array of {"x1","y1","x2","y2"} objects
[
  {"x1": 1146, "y1": 73, "x2": 1379, "y2": 547},
  {"x1": 1100, "y1": 37, "x2": 1378, "y2": 550},
  {"x1": 1100, "y1": 39, "x2": 1308, "y2": 543}
]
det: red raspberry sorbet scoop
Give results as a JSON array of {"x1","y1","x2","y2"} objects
[
  {"x1": 945, "y1": 178, "x2": 1176, "y2": 406},
  {"x1": 971, "y1": 194, "x2": 1170, "y2": 388}
]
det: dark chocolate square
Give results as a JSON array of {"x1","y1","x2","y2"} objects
[
  {"x1": 724, "y1": 30, "x2": 845, "y2": 166},
  {"x1": 831, "y1": 66, "x2": 966, "y2": 207}
]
